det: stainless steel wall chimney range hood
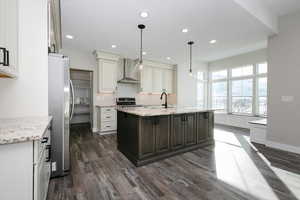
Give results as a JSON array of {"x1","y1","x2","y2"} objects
[{"x1": 118, "y1": 58, "x2": 140, "y2": 84}]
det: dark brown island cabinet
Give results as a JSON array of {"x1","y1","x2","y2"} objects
[{"x1": 117, "y1": 111, "x2": 214, "y2": 166}]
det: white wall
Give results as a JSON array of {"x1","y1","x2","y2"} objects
[
  {"x1": 267, "y1": 11, "x2": 300, "y2": 154},
  {"x1": 0, "y1": 0, "x2": 48, "y2": 118},
  {"x1": 177, "y1": 61, "x2": 208, "y2": 106},
  {"x1": 60, "y1": 48, "x2": 98, "y2": 130},
  {"x1": 209, "y1": 49, "x2": 267, "y2": 71},
  {"x1": 208, "y1": 49, "x2": 267, "y2": 128}
]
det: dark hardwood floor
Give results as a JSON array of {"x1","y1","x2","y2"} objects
[{"x1": 47, "y1": 124, "x2": 300, "y2": 200}]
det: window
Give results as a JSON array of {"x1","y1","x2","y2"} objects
[
  {"x1": 212, "y1": 70, "x2": 227, "y2": 80},
  {"x1": 258, "y1": 77, "x2": 267, "y2": 115},
  {"x1": 197, "y1": 71, "x2": 206, "y2": 108},
  {"x1": 209, "y1": 62, "x2": 268, "y2": 116},
  {"x1": 258, "y1": 63, "x2": 267, "y2": 74},
  {"x1": 232, "y1": 65, "x2": 253, "y2": 77},
  {"x1": 232, "y1": 79, "x2": 253, "y2": 114},
  {"x1": 212, "y1": 81, "x2": 227, "y2": 110},
  {"x1": 197, "y1": 82, "x2": 204, "y2": 108}
]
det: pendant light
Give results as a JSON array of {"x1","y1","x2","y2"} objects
[
  {"x1": 188, "y1": 41, "x2": 194, "y2": 76},
  {"x1": 138, "y1": 24, "x2": 146, "y2": 70}
]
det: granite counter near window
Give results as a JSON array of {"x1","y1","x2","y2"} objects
[{"x1": 0, "y1": 116, "x2": 52, "y2": 145}]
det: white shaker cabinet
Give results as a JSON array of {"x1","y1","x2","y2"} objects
[
  {"x1": 140, "y1": 66, "x2": 153, "y2": 93},
  {"x1": 139, "y1": 60, "x2": 176, "y2": 94},
  {"x1": 152, "y1": 68, "x2": 164, "y2": 93},
  {"x1": 0, "y1": 124, "x2": 51, "y2": 200},
  {"x1": 95, "y1": 51, "x2": 120, "y2": 93},
  {"x1": 163, "y1": 69, "x2": 173, "y2": 94},
  {"x1": 0, "y1": 0, "x2": 18, "y2": 78}
]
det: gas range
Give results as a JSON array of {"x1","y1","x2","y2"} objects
[{"x1": 116, "y1": 97, "x2": 143, "y2": 107}]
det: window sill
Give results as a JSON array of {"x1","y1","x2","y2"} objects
[{"x1": 228, "y1": 113, "x2": 267, "y2": 118}]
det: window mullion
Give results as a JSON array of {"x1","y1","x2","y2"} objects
[
  {"x1": 253, "y1": 63, "x2": 257, "y2": 116},
  {"x1": 228, "y1": 69, "x2": 231, "y2": 114}
]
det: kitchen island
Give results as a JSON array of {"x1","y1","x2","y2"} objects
[{"x1": 117, "y1": 107, "x2": 214, "y2": 166}]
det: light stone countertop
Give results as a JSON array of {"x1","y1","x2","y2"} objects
[
  {"x1": 116, "y1": 106, "x2": 215, "y2": 117},
  {"x1": 0, "y1": 116, "x2": 52, "y2": 145}
]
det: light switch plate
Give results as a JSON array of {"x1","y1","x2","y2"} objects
[{"x1": 281, "y1": 96, "x2": 294, "y2": 102}]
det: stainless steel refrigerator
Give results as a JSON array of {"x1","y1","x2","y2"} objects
[{"x1": 48, "y1": 53, "x2": 73, "y2": 177}]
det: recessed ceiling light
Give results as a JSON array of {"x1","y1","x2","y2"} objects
[
  {"x1": 111, "y1": 44, "x2": 117, "y2": 48},
  {"x1": 142, "y1": 51, "x2": 147, "y2": 55},
  {"x1": 166, "y1": 57, "x2": 171, "y2": 60},
  {"x1": 65, "y1": 34, "x2": 74, "y2": 39},
  {"x1": 182, "y1": 28, "x2": 189, "y2": 33},
  {"x1": 140, "y1": 11, "x2": 149, "y2": 18},
  {"x1": 210, "y1": 40, "x2": 217, "y2": 44}
]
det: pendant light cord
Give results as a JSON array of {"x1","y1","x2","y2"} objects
[
  {"x1": 190, "y1": 44, "x2": 192, "y2": 72},
  {"x1": 188, "y1": 41, "x2": 194, "y2": 73},
  {"x1": 140, "y1": 28, "x2": 143, "y2": 63}
]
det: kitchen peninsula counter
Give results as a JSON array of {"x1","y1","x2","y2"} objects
[
  {"x1": 0, "y1": 116, "x2": 52, "y2": 145},
  {"x1": 117, "y1": 107, "x2": 214, "y2": 166},
  {"x1": 116, "y1": 106, "x2": 215, "y2": 116}
]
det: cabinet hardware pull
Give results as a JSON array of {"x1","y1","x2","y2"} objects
[
  {"x1": 41, "y1": 137, "x2": 48, "y2": 143},
  {"x1": 46, "y1": 145, "x2": 51, "y2": 162},
  {"x1": 0, "y1": 47, "x2": 7, "y2": 66},
  {"x1": 4, "y1": 50, "x2": 9, "y2": 66}
]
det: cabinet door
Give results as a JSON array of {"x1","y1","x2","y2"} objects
[
  {"x1": 163, "y1": 70, "x2": 173, "y2": 94},
  {"x1": 98, "y1": 59, "x2": 117, "y2": 93},
  {"x1": 140, "y1": 66, "x2": 152, "y2": 93},
  {"x1": 139, "y1": 117, "x2": 156, "y2": 158},
  {"x1": 0, "y1": 0, "x2": 18, "y2": 76},
  {"x1": 197, "y1": 113, "x2": 209, "y2": 143},
  {"x1": 171, "y1": 115, "x2": 185, "y2": 149},
  {"x1": 155, "y1": 116, "x2": 170, "y2": 153},
  {"x1": 208, "y1": 112, "x2": 214, "y2": 140},
  {"x1": 152, "y1": 68, "x2": 163, "y2": 93},
  {"x1": 185, "y1": 114, "x2": 197, "y2": 146}
]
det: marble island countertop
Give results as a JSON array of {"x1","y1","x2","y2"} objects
[
  {"x1": 116, "y1": 106, "x2": 215, "y2": 117},
  {"x1": 0, "y1": 116, "x2": 52, "y2": 145}
]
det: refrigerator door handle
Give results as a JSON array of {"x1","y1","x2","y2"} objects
[{"x1": 70, "y1": 80, "x2": 75, "y2": 121}]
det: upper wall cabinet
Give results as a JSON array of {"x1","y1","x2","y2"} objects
[
  {"x1": 48, "y1": 0, "x2": 62, "y2": 53},
  {"x1": 95, "y1": 51, "x2": 120, "y2": 93},
  {"x1": 140, "y1": 60, "x2": 176, "y2": 94},
  {"x1": 163, "y1": 69, "x2": 174, "y2": 94},
  {"x1": 152, "y1": 68, "x2": 163, "y2": 93},
  {"x1": 0, "y1": 0, "x2": 18, "y2": 78},
  {"x1": 140, "y1": 66, "x2": 153, "y2": 93}
]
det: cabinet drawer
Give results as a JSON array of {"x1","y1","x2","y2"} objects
[
  {"x1": 101, "y1": 112, "x2": 116, "y2": 121},
  {"x1": 101, "y1": 121, "x2": 117, "y2": 132},
  {"x1": 34, "y1": 128, "x2": 51, "y2": 163},
  {"x1": 101, "y1": 107, "x2": 116, "y2": 115}
]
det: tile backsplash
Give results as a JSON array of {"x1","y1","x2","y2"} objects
[{"x1": 95, "y1": 93, "x2": 177, "y2": 106}]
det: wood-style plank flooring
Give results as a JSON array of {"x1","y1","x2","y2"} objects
[{"x1": 47, "y1": 124, "x2": 300, "y2": 200}]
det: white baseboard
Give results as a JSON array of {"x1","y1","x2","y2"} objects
[
  {"x1": 99, "y1": 130, "x2": 116, "y2": 135},
  {"x1": 266, "y1": 141, "x2": 300, "y2": 154},
  {"x1": 92, "y1": 127, "x2": 98, "y2": 133}
]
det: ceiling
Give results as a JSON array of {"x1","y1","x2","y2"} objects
[{"x1": 61, "y1": 0, "x2": 300, "y2": 64}]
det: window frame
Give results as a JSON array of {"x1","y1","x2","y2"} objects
[
  {"x1": 255, "y1": 63, "x2": 268, "y2": 116},
  {"x1": 209, "y1": 69, "x2": 228, "y2": 112},
  {"x1": 196, "y1": 70, "x2": 208, "y2": 109},
  {"x1": 209, "y1": 62, "x2": 268, "y2": 117}
]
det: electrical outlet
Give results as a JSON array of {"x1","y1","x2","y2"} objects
[{"x1": 51, "y1": 162, "x2": 57, "y2": 172}]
